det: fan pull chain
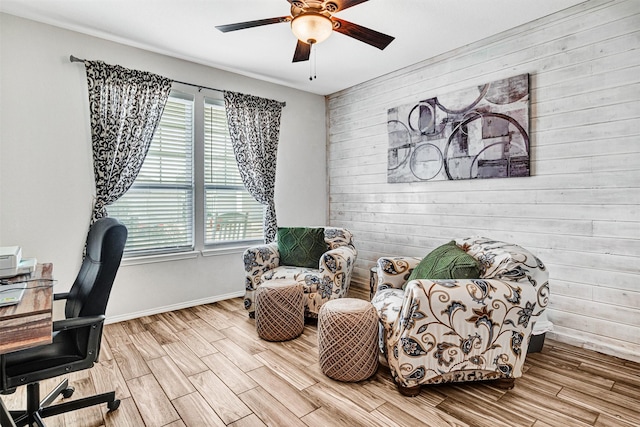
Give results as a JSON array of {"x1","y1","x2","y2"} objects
[{"x1": 309, "y1": 42, "x2": 317, "y2": 81}]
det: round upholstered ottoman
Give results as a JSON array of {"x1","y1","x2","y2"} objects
[
  {"x1": 255, "y1": 279, "x2": 304, "y2": 341},
  {"x1": 317, "y1": 298, "x2": 379, "y2": 382}
]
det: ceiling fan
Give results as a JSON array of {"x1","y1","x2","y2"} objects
[{"x1": 215, "y1": 0, "x2": 395, "y2": 63}]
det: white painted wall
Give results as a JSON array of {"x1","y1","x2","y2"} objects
[
  {"x1": 327, "y1": 0, "x2": 640, "y2": 362},
  {"x1": 0, "y1": 14, "x2": 327, "y2": 321}
]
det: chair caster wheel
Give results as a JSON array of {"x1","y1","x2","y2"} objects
[
  {"x1": 107, "y1": 399, "x2": 120, "y2": 412},
  {"x1": 62, "y1": 387, "x2": 75, "y2": 399}
]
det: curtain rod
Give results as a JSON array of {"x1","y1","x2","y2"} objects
[{"x1": 69, "y1": 55, "x2": 224, "y2": 93}]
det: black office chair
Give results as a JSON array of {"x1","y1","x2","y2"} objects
[{"x1": 1, "y1": 217, "x2": 127, "y2": 426}]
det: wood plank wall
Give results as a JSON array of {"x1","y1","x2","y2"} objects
[{"x1": 326, "y1": 0, "x2": 640, "y2": 362}]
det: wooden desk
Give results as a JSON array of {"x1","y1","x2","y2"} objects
[{"x1": 0, "y1": 263, "x2": 53, "y2": 355}]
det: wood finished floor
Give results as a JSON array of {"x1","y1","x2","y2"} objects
[{"x1": 4, "y1": 287, "x2": 640, "y2": 427}]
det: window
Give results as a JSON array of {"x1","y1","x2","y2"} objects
[
  {"x1": 204, "y1": 99, "x2": 264, "y2": 244},
  {"x1": 108, "y1": 90, "x2": 263, "y2": 256}
]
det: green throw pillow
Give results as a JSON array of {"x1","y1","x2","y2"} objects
[
  {"x1": 406, "y1": 241, "x2": 480, "y2": 286},
  {"x1": 277, "y1": 227, "x2": 328, "y2": 268}
]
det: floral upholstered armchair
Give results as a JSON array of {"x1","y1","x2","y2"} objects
[
  {"x1": 243, "y1": 227, "x2": 357, "y2": 318},
  {"x1": 372, "y1": 237, "x2": 549, "y2": 396}
]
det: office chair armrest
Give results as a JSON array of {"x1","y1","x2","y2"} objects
[
  {"x1": 53, "y1": 315, "x2": 105, "y2": 332},
  {"x1": 53, "y1": 292, "x2": 70, "y2": 301}
]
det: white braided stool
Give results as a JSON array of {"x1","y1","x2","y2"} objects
[
  {"x1": 255, "y1": 279, "x2": 304, "y2": 342},
  {"x1": 317, "y1": 298, "x2": 379, "y2": 382}
]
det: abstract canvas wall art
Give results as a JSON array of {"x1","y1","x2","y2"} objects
[{"x1": 387, "y1": 73, "x2": 530, "y2": 182}]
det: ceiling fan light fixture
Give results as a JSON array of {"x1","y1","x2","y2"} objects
[{"x1": 291, "y1": 12, "x2": 333, "y2": 45}]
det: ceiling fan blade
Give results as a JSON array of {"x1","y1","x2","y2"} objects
[
  {"x1": 292, "y1": 40, "x2": 311, "y2": 62},
  {"x1": 216, "y1": 16, "x2": 290, "y2": 33},
  {"x1": 332, "y1": 17, "x2": 394, "y2": 50},
  {"x1": 333, "y1": 0, "x2": 370, "y2": 11}
]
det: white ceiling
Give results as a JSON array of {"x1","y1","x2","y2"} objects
[{"x1": 1, "y1": 0, "x2": 586, "y2": 95}]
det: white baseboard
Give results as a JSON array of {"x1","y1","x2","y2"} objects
[{"x1": 105, "y1": 291, "x2": 245, "y2": 324}]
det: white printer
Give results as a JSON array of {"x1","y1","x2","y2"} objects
[{"x1": 0, "y1": 246, "x2": 37, "y2": 278}]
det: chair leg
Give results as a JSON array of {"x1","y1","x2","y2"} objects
[
  {"x1": 494, "y1": 378, "x2": 516, "y2": 390},
  {"x1": 13, "y1": 382, "x2": 43, "y2": 426},
  {"x1": 9, "y1": 380, "x2": 119, "y2": 426},
  {"x1": 397, "y1": 384, "x2": 421, "y2": 397},
  {"x1": 32, "y1": 411, "x2": 46, "y2": 427},
  {"x1": 40, "y1": 390, "x2": 119, "y2": 419},
  {"x1": 13, "y1": 409, "x2": 46, "y2": 427},
  {"x1": 40, "y1": 378, "x2": 72, "y2": 408},
  {"x1": 1, "y1": 397, "x2": 18, "y2": 427},
  {"x1": 8, "y1": 411, "x2": 24, "y2": 426}
]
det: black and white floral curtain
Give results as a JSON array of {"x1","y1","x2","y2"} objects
[
  {"x1": 84, "y1": 60, "x2": 173, "y2": 224},
  {"x1": 224, "y1": 91, "x2": 285, "y2": 243}
]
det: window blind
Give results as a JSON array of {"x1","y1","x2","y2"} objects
[
  {"x1": 108, "y1": 94, "x2": 194, "y2": 254},
  {"x1": 204, "y1": 99, "x2": 264, "y2": 244}
]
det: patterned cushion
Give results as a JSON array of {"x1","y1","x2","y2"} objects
[
  {"x1": 277, "y1": 227, "x2": 328, "y2": 268},
  {"x1": 406, "y1": 240, "x2": 480, "y2": 285}
]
